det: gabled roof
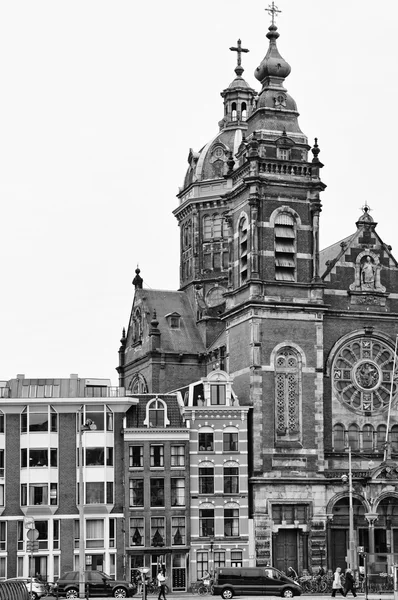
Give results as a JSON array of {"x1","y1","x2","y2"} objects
[{"x1": 133, "y1": 289, "x2": 206, "y2": 354}]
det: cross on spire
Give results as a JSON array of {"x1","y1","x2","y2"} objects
[
  {"x1": 229, "y1": 39, "x2": 249, "y2": 68},
  {"x1": 266, "y1": 1, "x2": 281, "y2": 26},
  {"x1": 359, "y1": 201, "x2": 372, "y2": 214}
]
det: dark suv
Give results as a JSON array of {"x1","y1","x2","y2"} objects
[{"x1": 54, "y1": 570, "x2": 136, "y2": 598}]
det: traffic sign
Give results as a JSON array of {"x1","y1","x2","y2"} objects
[{"x1": 27, "y1": 528, "x2": 39, "y2": 541}]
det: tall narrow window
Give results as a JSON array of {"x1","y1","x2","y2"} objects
[
  {"x1": 377, "y1": 425, "x2": 387, "y2": 451},
  {"x1": 274, "y1": 212, "x2": 295, "y2": 281},
  {"x1": 391, "y1": 425, "x2": 398, "y2": 453},
  {"x1": 241, "y1": 102, "x2": 247, "y2": 121},
  {"x1": 333, "y1": 424, "x2": 345, "y2": 451},
  {"x1": 362, "y1": 424, "x2": 374, "y2": 452},
  {"x1": 348, "y1": 424, "x2": 359, "y2": 451},
  {"x1": 231, "y1": 102, "x2": 237, "y2": 121},
  {"x1": 130, "y1": 518, "x2": 144, "y2": 547},
  {"x1": 239, "y1": 217, "x2": 248, "y2": 285},
  {"x1": 275, "y1": 347, "x2": 301, "y2": 441}
]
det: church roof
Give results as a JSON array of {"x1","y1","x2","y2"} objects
[{"x1": 133, "y1": 288, "x2": 206, "y2": 354}]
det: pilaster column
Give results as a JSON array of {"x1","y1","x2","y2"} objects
[{"x1": 365, "y1": 512, "x2": 378, "y2": 555}]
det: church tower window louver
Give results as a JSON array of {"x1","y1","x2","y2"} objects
[
  {"x1": 274, "y1": 212, "x2": 296, "y2": 281},
  {"x1": 239, "y1": 216, "x2": 248, "y2": 285}
]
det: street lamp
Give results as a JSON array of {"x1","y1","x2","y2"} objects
[
  {"x1": 78, "y1": 410, "x2": 92, "y2": 599},
  {"x1": 139, "y1": 567, "x2": 150, "y2": 600},
  {"x1": 341, "y1": 445, "x2": 356, "y2": 572}
]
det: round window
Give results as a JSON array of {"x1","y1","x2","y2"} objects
[
  {"x1": 213, "y1": 147, "x2": 224, "y2": 158},
  {"x1": 333, "y1": 337, "x2": 397, "y2": 414}
]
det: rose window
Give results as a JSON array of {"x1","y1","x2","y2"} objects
[{"x1": 333, "y1": 337, "x2": 397, "y2": 414}]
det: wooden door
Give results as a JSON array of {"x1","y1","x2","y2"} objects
[{"x1": 273, "y1": 530, "x2": 298, "y2": 573}]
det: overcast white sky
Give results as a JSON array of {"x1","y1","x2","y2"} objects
[{"x1": 1, "y1": 1, "x2": 397, "y2": 383}]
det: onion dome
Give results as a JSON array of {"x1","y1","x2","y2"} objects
[
  {"x1": 255, "y1": 24, "x2": 291, "y2": 86},
  {"x1": 246, "y1": 17, "x2": 306, "y2": 143}
]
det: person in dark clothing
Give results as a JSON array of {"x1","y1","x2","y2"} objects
[{"x1": 344, "y1": 569, "x2": 357, "y2": 597}]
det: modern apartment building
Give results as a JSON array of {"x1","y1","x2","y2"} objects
[{"x1": 0, "y1": 374, "x2": 136, "y2": 582}]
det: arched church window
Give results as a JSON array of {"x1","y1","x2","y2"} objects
[
  {"x1": 348, "y1": 424, "x2": 359, "y2": 451},
  {"x1": 332, "y1": 337, "x2": 397, "y2": 415},
  {"x1": 238, "y1": 216, "x2": 248, "y2": 285},
  {"x1": 333, "y1": 424, "x2": 345, "y2": 451},
  {"x1": 391, "y1": 424, "x2": 398, "y2": 453},
  {"x1": 274, "y1": 347, "x2": 301, "y2": 441},
  {"x1": 376, "y1": 424, "x2": 387, "y2": 451},
  {"x1": 129, "y1": 374, "x2": 148, "y2": 394},
  {"x1": 231, "y1": 102, "x2": 237, "y2": 122},
  {"x1": 362, "y1": 424, "x2": 374, "y2": 451},
  {"x1": 241, "y1": 102, "x2": 247, "y2": 121},
  {"x1": 274, "y1": 212, "x2": 295, "y2": 281}
]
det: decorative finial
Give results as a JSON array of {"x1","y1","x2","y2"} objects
[
  {"x1": 311, "y1": 138, "x2": 320, "y2": 162},
  {"x1": 132, "y1": 267, "x2": 143, "y2": 289},
  {"x1": 230, "y1": 39, "x2": 249, "y2": 77},
  {"x1": 266, "y1": 2, "x2": 281, "y2": 26}
]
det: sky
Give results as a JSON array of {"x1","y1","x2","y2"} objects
[{"x1": 1, "y1": 0, "x2": 397, "y2": 383}]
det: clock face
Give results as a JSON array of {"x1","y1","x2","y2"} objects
[
  {"x1": 206, "y1": 286, "x2": 226, "y2": 307},
  {"x1": 332, "y1": 337, "x2": 397, "y2": 414}
]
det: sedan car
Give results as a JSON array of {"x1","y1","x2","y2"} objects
[
  {"x1": 5, "y1": 577, "x2": 47, "y2": 600},
  {"x1": 54, "y1": 570, "x2": 136, "y2": 598}
]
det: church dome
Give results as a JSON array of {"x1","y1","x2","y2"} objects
[{"x1": 183, "y1": 128, "x2": 244, "y2": 188}]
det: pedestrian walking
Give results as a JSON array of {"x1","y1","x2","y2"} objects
[
  {"x1": 157, "y1": 569, "x2": 167, "y2": 600},
  {"x1": 331, "y1": 567, "x2": 346, "y2": 597},
  {"x1": 344, "y1": 569, "x2": 357, "y2": 597}
]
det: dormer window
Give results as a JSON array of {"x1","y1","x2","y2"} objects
[
  {"x1": 165, "y1": 312, "x2": 181, "y2": 329},
  {"x1": 210, "y1": 384, "x2": 226, "y2": 405},
  {"x1": 144, "y1": 398, "x2": 170, "y2": 428}
]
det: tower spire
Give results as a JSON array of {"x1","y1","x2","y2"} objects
[{"x1": 229, "y1": 39, "x2": 249, "y2": 77}]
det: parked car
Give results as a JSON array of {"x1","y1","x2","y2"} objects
[
  {"x1": 53, "y1": 570, "x2": 136, "y2": 598},
  {"x1": 213, "y1": 566, "x2": 303, "y2": 599},
  {"x1": 5, "y1": 576, "x2": 47, "y2": 599}
]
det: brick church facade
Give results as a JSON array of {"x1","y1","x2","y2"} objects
[{"x1": 119, "y1": 11, "x2": 398, "y2": 576}]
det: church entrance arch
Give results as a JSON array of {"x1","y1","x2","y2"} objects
[{"x1": 329, "y1": 497, "x2": 367, "y2": 570}]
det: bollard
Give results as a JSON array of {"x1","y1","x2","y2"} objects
[{"x1": 0, "y1": 580, "x2": 29, "y2": 600}]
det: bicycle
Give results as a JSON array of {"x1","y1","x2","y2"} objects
[
  {"x1": 190, "y1": 579, "x2": 214, "y2": 595},
  {"x1": 146, "y1": 578, "x2": 170, "y2": 596}
]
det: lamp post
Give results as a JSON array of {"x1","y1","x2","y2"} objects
[
  {"x1": 78, "y1": 411, "x2": 91, "y2": 599},
  {"x1": 342, "y1": 445, "x2": 356, "y2": 572},
  {"x1": 139, "y1": 567, "x2": 150, "y2": 600}
]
